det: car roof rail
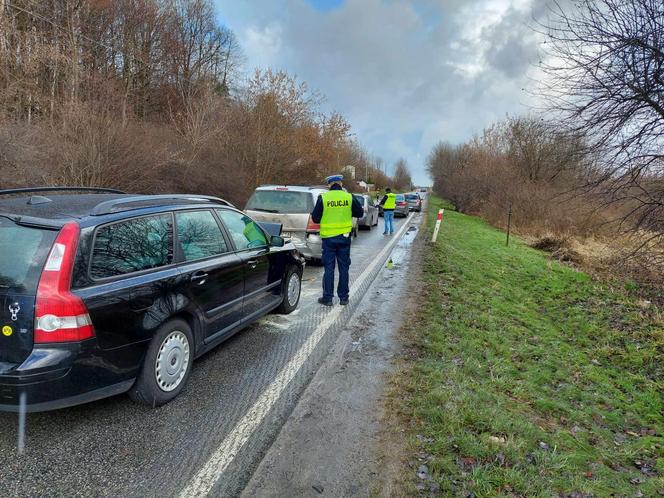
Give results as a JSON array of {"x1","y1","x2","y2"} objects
[
  {"x1": 0, "y1": 187, "x2": 127, "y2": 196},
  {"x1": 90, "y1": 194, "x2": 234, "y2": 216},
  {"x1": 257, "y1": 184, "x2": 328, "y2": 190}
]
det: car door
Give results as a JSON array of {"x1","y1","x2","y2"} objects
[
  {"x1": 82, "y1": 213, "x2": 179, "y2": 354},
  {"x1": 175, "y1": 210, "x2": 245, "y2": 341},
  {"x1": 216, "y1": 209, "x2": 282, "y2": 319}
]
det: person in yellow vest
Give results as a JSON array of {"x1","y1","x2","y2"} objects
[
  {"x1": 311, "y1": 174, "x2": 364, "y2": 306},
  {"x1": 379, "y1": 187, "x2": 397, "y2": 235}
]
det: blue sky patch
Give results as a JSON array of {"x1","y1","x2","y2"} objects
[{"x1": 307, "y1": 0, "x2": 344, "y2": 12}]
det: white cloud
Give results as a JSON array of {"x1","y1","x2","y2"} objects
[
  {"x1": 215, "y1": 0, "x2": 547, "y2": 184},
  {"x1": 243, "y1": 23, "x2": 284, "y2": 68}
]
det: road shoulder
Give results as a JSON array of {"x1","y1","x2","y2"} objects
[{"x1": 241, "y1": 219, "x2": 424, "y2": 498}]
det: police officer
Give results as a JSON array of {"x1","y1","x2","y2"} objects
[
  {"x1": 311, "y1": 174, "x2": 364, "y2": 306},
  {"x1": 379, "y1": 187, "x2": 397, "y2": 235}
]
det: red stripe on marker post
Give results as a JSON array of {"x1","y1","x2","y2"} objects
[{"x1": 431, "y1": 209, "x2": 445, "y2": 243}]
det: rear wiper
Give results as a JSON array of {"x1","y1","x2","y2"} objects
[{"x1": 250, "y1": 208, "x2": 279, "y2": 213}]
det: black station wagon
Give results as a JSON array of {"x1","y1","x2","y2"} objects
[{"x1": 0, "y1": 188, "x2": 304, "y2": 411}]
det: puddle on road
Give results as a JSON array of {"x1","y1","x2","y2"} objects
[{"x1": 386, "y1": 224, "x2": 418, "y2": 268}]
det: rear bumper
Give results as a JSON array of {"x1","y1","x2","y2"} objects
[
  {"x1": 0, "y1": 341, "x2": 137, "y2": 412},
  {"x1": 290, "y1": 233, "x2": 322, "y2": 259},
  {"x1": 0, "y1": 380, "x2": 134, "y2": 413}
]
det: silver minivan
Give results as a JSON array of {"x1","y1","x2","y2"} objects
[{"x1": 245, "y1": 185, "x2": 358, "y2": 261}]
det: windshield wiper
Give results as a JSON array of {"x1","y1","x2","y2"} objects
[{"x1": 250, "y1": 208, "x2": 279, "y2": 213}]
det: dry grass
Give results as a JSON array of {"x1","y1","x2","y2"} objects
[{"x1": 527, "y1": 232, "x2": 664, "y2": 307}]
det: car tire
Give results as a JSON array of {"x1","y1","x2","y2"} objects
[
  {"x1": 128, "y1": 319, "x2": 194, "y2": 407},
  {"x1": 277, "y1": 265, "x2": 302, "y2": 314}
]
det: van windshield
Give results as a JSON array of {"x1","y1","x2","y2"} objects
[
  {"x1": 0, "y1": 217, "x2": 57, "y2": 293},
  {"x1": 246, "y1": 190, "x2": 314, "y2": 214}
]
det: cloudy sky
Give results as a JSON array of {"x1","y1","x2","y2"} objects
[{"x1": 215, "y1": 0, "x2": 548, "y2": 185}]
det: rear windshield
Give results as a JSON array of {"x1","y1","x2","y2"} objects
[
  {"x1": 396, "y1": 195, "x2": 405, "y2": 201},
  {"x1": 405, "y1": 194, "x2": 419, "y2": 200},
  {"x1": 353, "y1": 195, "x2": 365, "y2": 204},
  {"x1": 246, "y1": 190, "x2": 314, "y2": 214},
  {"x1": 0, "y1": 217, "x2": 57, "y2": 293}
]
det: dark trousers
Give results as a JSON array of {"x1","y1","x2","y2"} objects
[{"x1": 321, "y1": 235, "x2": 351, "y2": 301}]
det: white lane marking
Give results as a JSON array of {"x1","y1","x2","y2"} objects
[{"x1": 179, "y1": 214, "x2": 414, "y2": 498}]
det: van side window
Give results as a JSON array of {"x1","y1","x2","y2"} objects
[
  {"x1": 175, "y1": 210, "x2": 228, "y2": 261},
  {"x1": 216, "y1": 210, "x2": 268, "y2": 250},
  {"x1": 91, "y1": 215, "x2": 173, "y2": 279}
]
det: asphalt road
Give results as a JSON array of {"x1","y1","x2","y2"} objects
[{"x1": 0, "y1": 212, "x2": 419, "y2": 497}]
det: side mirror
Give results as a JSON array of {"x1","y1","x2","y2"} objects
[{"x1": 271, "y1": 235, "x2": 285, "y2": 247}]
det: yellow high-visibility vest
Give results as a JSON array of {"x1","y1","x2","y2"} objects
[
  {"x1": 383, "y1": 193, "x2": 397, "y2": 210},
  {"x1": 320, "y1": 190, "x2": 353, "y2": 238}
]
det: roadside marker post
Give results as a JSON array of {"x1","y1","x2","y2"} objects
[{"x1": 431, "y1": 209, "x2": 444, "y2": 243}]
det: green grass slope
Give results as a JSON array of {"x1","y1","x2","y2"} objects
[{"x1": 403, "y1": 197, "x2": 663, "y2": 497}]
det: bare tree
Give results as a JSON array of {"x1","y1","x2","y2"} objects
[
  {"x1": 540, "y1": 0, "x2": 664, "y2": 243},
  {"x1": 392, "y1": 158, "x2": 412, "y2": 191}
]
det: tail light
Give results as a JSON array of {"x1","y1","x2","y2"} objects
[
  {"x1": 306, "y1": 216, "x2": 320, "y2": 233},
  {"x1": 397, "y1": 201, "x2": 407, "y2": 206},
  {"x1": 34, "y1": 222, "x2": 95, "y2": 343}
]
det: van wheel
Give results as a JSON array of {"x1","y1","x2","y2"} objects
[
  {"x1": 277, "y1": 266, "x2": 301, "y2": 314},
  {"x1": 129, "y1": 319, "x2": 193, "y2": 407}
]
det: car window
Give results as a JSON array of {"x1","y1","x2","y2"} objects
[
  {"x1": 405, "y1": 194, "x2": 418, "y2": 200},
  {"x1": 216, "y1": 210, "x2": 268, "y2": 250},
  {"x1": 175, "y1": 211, "x2": 228, "y2": 262},
  {"x1": 396, "y1": 195, "x2": 405, "y2": 201},
  {"x1": 353, "y1": 194, "x2": 365, "y2": 206},
  {"x1": 245, "y1": 190, "x2": 314, "y2": 214},
  {"x1": 91, "y1": 214, "x2": 173, "y2": 279}
]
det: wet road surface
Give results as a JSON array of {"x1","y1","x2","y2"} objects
[
  {"x1": 0, "y1": 213, "x2": 420, "y2": 497},
  {"x1": 242, "y1": 219, "x2": 423, "y2": 497}
]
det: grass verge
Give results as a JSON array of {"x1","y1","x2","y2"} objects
[{"x1": 399, "y1": 197, "x2": 663, "y2": 497}]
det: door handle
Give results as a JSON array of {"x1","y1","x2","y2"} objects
[
  {"x1": 246, "y1": 259, "x2": 258, "y2": 269},
  {"x1": 190, "y1": 271, "x2": 208, "y2": 285}
]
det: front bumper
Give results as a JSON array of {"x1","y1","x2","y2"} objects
[{"x1": 0, "y1": 341, "x2": 135, "y2": 412}]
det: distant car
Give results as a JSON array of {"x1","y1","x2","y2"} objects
[
  {"x1": 354, "y1": 194, "x2": 379, "y2": 230},
  {"x1": 378, "y1": 193, "x2": 410, "y2": 218},
  {"x1": 245, "y1": 185, "x2": 357, "y2": 262},
  {"x1": 405, "y1": 193, "x2": 422, "y2": 212},
  {"x1": 0, "y1": 187, "x2": 304, "y2": 412},
  {"x1": 394, "y1": 194, "x2": 410, "y2": 217}
]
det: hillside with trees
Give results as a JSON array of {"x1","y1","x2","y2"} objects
[{"x1": 0, "y1": 0, "x2": 406, "y2": 205}]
